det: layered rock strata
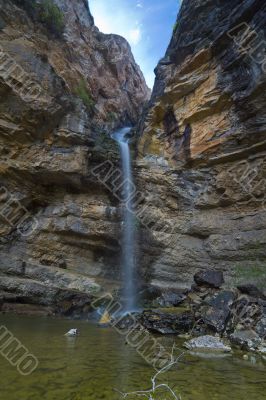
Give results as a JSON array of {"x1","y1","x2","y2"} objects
[
  {"x1": 137, "y1": 0, "x2": 266, "y2": 290},
  {"x1": 0, "y1": 0, "x2": 149, "y2": 313}
]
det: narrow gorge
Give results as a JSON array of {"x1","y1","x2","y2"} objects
[{"x1": 0, "y1": 0, "x2": 265, "y2": 399}]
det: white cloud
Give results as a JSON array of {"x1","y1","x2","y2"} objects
[
  {"x1": 137, "y1": 1, "x2": 143, "y2": 8},
  {"x1": 90, "y1": 0, "x2": 151, "y2": 85},
  {"x1": 129, "y1": 28, "x2": 142, "y2": 46}
]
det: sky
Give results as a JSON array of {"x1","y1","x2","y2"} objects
[{"x1": 89, "y1": 0, "x2": 181, "y2": 88}]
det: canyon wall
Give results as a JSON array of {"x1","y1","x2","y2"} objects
[
  {"x1": 137, "y1": 0, "x2": 266, "y2": 290},
  {"x1": 0, "y1": 0, "x2": 149, "y2": 314},
  {"x1": 0, "y1": 0, "x2": 265, "y2": 315}
]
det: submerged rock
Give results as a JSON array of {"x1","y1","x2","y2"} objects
[{"x1": 184, "y1": 335, "x2": 231, "y2": 352}]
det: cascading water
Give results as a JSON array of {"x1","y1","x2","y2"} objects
[{"x1": 112, "y1": 127, "x2": 136, "y2": 312}]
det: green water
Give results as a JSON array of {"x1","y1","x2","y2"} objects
[{"x1": 0, "y1": 315, "x2": 265, "y2": 400}]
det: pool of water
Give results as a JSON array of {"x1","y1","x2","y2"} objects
[{"x1": 0, "y1": 314, "x2": 265, "y2": 400}]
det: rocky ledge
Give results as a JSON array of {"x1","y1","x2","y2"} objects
[{"x1": 138, "y1": 270, "x2": 266, "y2": 353}]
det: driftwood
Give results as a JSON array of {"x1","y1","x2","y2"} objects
[{"x1": 115, "y1": 344, "x2": 184, "y2": 399}]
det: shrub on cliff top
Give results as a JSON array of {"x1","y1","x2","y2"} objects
[
  {"x1": 39, "y1": 0, "x2": 65, "y2": 37},
  {"x1": 173, "y1": 20, "x2": 180, "y2": 33}
]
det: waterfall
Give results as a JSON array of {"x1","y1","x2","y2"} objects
[{"x1": 112, "y1": 127, "x2": 136, "y2": 312}]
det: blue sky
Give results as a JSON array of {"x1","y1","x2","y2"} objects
[{"x1": 90, "y1": 0, "x2": 180, "y2": 88}]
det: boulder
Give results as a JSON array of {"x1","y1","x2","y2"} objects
[
  {"x1": 184, "y1": 335, "x2": 231, "y2": 352},
  {"x1": 139, "y1": 310, "x2": 194, "y2": 335},
  {"x1": 255, "y1": 317, "x2": 266, "y2": 339},
  {"x1": 230, "y1": 329, "x2": 262, "y2": 350},
  {"x1": 206, "y1": 290, "x2": 236, "y2": 309},
  {"x1": 138, "y1": 285, "x2": 162, "y2": 302},
  {"x1": 201, "y1": 306, "x2": 230, "y2": 333},
  {"x1": 199, "y1": 290, "x2": 236, "y2": 333},
  {"x1": 194, "y1": 270, "x2": 224, "y2": 289},
  {"x1": 237, "y1": 284, "x2": 266, "y2": 300},
  {"x1": 157, "y1": 291, "x2": 187, "y2": 307},
  {"x1": 257, "y1": 345, "x2": 266, "y2": 354}
]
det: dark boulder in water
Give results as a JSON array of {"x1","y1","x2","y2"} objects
[{"x1": 139, "y1": 310, "x2": 194, "y2": 335}]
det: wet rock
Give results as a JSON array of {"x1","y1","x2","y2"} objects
[
  {"x1": 230, "y1": 329, "x2": 262, "y2": 350},
  {"x1": 56, "y1": 291, "x2": 94, "y2": 319},
  {"x1": 198, "y1": 290, "x2": 236, "y2": 333},
  {"x1": 139, "y1": 310, "x2": 194, "y2": 335},
  {"x1": 237, "y1": 285, "x2": 266, "y2": 300},
  {"x1": 206, "y1": 291, "x2": 236, "y2": 309},
  {"x1": 184, "y1": 335, "x2": 231, "y2": 352},
  {"x1": 157, "y1": 291, "x2": 187, "y2": 307},
  {"x1": 188, "y1": 292, "x2": 203, "y2": 305},
  {"x1": 194, "y1": 270, "x2": 224, "y2": 289},
  {"x1": 139, "y1": 285, "x2": 162, "y2": 302},
  {"x1": 139, "y1": 310, "x2": 178, "y2": 334},
  {"x1": 255, "y1": 317, "x2": 266, "y2": 340},
  {"x1": 200, "y1": 307, "x2": 229, "y2": 333},
  {"x1": 174, "y1": 311, "x2": 195, "y2": 333},
  {"x1": 229, "y1": 295, "x2": 263, "y2": 332},
  {"x1": 1, "y1": 303, "x2": 54, "y2": 317},
  {"x1": 257, "y1": 345, "x2": 266, "y2": 355}
]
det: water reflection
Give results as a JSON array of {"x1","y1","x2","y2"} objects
[{"x1": 0, "y1": 315, "x2": 265, "y2": 400}]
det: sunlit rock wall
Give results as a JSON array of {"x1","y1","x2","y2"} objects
[{"x1": 137, "y1": 0, "x2": 266, "y2": 290}]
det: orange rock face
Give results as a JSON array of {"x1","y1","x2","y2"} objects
[{"x1": 136, "y1": 0, "x2": 266, "y2": 289}]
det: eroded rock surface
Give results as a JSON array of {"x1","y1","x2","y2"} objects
[
  {"x1": 136, "y1": 0, "x2": 266, "y2": 290},
  {"x1": 0, "y1": 0, "x2": 149, "y2": 313}
]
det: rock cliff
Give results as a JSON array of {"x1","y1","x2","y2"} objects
[
  {"x1": 137, "y1": 0, "x2": 266, "y2": 290},
  {"x1": 0, "y1": 0, "x2": 149, "y2": 314},
  {"x1": 0, "y1": 0, "x2": 265, "y2": 316}
]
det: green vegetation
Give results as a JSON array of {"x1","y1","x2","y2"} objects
[
  {"x1": 39, "y1": 0, "x2": 65, "y2": 36},
  {"x1": 173, "y1": 20, "x2": 180, "y2": 33},
  {"x1": 74, "y1": 80, "x2": 95, "y2": 111},
  {"x1": 14, "y1": 0, "x2": 65, "y2": 37},
  {"x1": 107, "y1": 112, "x2": 117, "y2": 122},
  {"x1": 234, "y1": 262, "x2": 266, "y2": 290},
  {"x1": 93, "y1": 131, "x2": 119, "y2": 158}
]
